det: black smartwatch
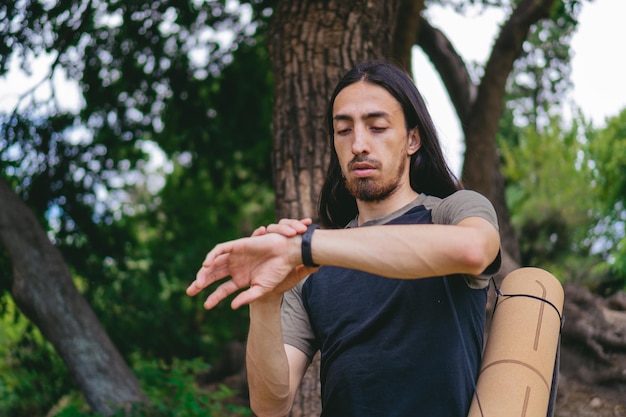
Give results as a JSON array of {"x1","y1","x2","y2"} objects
[{"x1": 301, "y1": 224, "x2": 319, "y2": 267}]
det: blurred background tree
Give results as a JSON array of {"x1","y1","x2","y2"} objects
[{"x1": 1, "y1": 1, "x2": 275, "y2": 414}]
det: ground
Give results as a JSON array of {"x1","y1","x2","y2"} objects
[
  {"x1": 556, "y1": 376, "x2": 626, "y2": 417},
  {"x1": 555, "y1": 285, "x2": 626, "y2": 417}
]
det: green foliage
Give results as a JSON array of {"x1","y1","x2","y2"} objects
[
  {"x1": 1, "y1": 0, "x2": 272, "y2": 239},
  {"x1": 51, "y1": 358, "x2": 251, "y2": 417},
  {"x1": 494, "y1": 0, "x2": 612, "y2": 286},
  {"x1": 1, "y1": 0, "x2": 275, "y2": 411},
  {"x1": 501, "y1": 105, "x2": 626, "y2": 292},
  {"x1": 500, "y1": 113, "x2": 604, "y2": 283},
  {"x1": 588, "y1": 109, "x2": 626, "y2": 207},
  {"x1": 505, "y1": 0, "x2": 579, "y2": 130},
  {"x1": 0, "y1": 297, "x2": 73, "y2": 417},
  {"x1": 71, "y1": 36, "x2": 275, "y2": 362},
  {"x1": 2, "y1": 0, "x2": 276, "y2": 359},
  {"x1": 587, "y1": 109, "x2": 626, "y2": 283},
  {"x1": 17, "y1": 38, "x2": 275, "y2": 368},
  {"x1": 0, "y1": 294, "x2": 253, "y2": 416}
]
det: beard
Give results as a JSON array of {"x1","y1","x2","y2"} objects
[{"x1": 344, "y1": 154, "x2": 407, "y2": 202}]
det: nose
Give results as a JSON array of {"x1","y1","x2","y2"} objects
[{"x1": 351, "y1": 125, "x2": 370, "y2": 155}]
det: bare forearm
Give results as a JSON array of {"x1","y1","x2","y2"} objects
[
  {"x1": 310, "y1": 220, "x2": 499, "y2": 279},
  {"x1": 246, "y1": 296, "x2": 292, "y2": 417}
]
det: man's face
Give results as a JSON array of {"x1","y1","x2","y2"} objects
[{"x1": 332, "y1": 81, "x2": 420, "y2": 202}]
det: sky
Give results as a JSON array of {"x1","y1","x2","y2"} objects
[{"x1": 1, "y1": 1, "x2": 625, "y2": 175}]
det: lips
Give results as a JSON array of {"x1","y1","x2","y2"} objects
[
  {"x1": 352, "y1": 162, "x2": 375, "y2": 170},
  {"x1": 348, "y1": 159, "x2": 379, "y2": 177}
]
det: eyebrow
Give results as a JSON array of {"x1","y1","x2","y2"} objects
[{"x1": 333, "y1": 111, "x2": 391, "y2": 122}]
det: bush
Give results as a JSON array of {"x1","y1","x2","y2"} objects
[{"x1": 52, "y1": 358, "x2": 251, "y2": 417}]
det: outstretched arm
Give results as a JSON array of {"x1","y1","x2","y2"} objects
[{"x1": 310, "y1": 216, "x2": 500, "y2": 279}]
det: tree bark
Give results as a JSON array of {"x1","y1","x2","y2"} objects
[{"x1": 0, "y1": 177, "x2": 147, "y2": 416}]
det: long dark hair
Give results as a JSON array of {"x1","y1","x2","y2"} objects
[{"x1": 319, "y1": 60, "x2": 462, "y2": 228}]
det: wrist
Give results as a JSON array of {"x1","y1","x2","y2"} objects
[{"x1": 250, "y1": 292, "x2": 283, "y2": 313}]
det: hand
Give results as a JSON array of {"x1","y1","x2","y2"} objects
[{"x1": 187, "y1": 227, "x2": 317, "y2": 310}]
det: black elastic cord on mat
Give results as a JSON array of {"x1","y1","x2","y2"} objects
[{"x1": 489, "y1": 277, "x2": 564, "y2": 330}]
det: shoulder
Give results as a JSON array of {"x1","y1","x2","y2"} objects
[
  {"x1": 434, "y1": 191, "x2": 501, "y2": 287},
  {"x1": 440, "y1": 189, "x2": 494, "y2": 210},
  {"x1": 429, "y1": 190, "x2": 498, "y2": 229}
]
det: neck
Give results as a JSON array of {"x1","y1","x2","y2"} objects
[{"x1": 355, "y1": 186, "x2": 419, "y2": 225}]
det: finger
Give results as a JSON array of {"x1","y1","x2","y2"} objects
[
  {"x1": 265, "y1": 223, "x2": 299, "y2": 236},
  {"x1": 187, "y1": 280, "x2": 202, "y2": 296},
  {"x1": 186, "y1": 269, "x2": 212, "y2": 296},
  {"x1": 204, "y1": 279, "x2": 240, "y2": 310},
  {"x1": 187, "y1": 254, "x2": 231, "y2": 296},
  {"x1": 194, "y1": 253, "x2": 228, "y2": 284},
  {"x1": 202, "y1": 241, "x2": 233, "y2": 267},
  {"x1": 283, "y1": 217, "x2": 313, "y2": 233},
  {"x1": 251, "y1": 226, "x2": 266, "y2": 237},
  {"x1": 268, "y1": 218, "x2": 310, "y2": 236},
  {"x1": 299, "y1": 217, "x2": 313, "y2": 226},
  {"x1": 278, "y1": 218, "x2": 311, "y2": 231},
  {"x1": 231, "y1": 285, "x2": 271, "y2": 310}
]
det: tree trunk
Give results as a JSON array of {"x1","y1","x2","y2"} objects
[
  {"x1": 267, "y1": 0, "x2": 407, "y2": 414},
  {"x1": 0, "y1": 177, "x2": 147, "y2": 416}
]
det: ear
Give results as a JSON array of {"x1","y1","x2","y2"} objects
[{"x1": 407, "y1": 128, "x2": 421, "y2": 156}]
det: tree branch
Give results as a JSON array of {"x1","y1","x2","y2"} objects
[
  {"x1": 459, "y1": 0, "x2": 556, "y2": 202},
  {"x1": 392, "y1": 0, "x2": 425, "y2": 70},
  {"x1": 416, "y1": 15, "x2": 476, "y2": 124},
  {"x1": 0, "y1": 177, "x2": 148, "y2": 415}
]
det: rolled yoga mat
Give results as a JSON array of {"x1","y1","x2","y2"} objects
[{"x1": 468, "y1": 267, "x2": 564, "y2": 417}]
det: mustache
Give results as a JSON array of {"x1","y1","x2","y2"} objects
[{"x1": 347, "y1": 155, "x2": 381, "y2": 170}]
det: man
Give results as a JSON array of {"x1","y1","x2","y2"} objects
[{"x1": 187, "y1": 61, "x2": 501, "y2": 417}]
